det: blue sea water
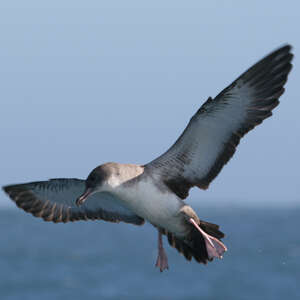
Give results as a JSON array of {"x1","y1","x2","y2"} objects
[{"x1": 0, "y1": 204, "x2": 299, "y2": 300}]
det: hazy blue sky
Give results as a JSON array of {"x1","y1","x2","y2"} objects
[{"x1": 1, "y1": 1, "x2": 299, "y2": 208}]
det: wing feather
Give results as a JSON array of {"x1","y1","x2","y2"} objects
[
  {"x1": 145, "y1": 45, "x2": 293, "y2": 199},
  {"x1": 3, "y1": 178, "x2": 144, "y2": 225}
]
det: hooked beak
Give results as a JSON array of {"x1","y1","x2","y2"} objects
[{"x1": 76, "y1": 188, "x2": 92, "y2": 207}]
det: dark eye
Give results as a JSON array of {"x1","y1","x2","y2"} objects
[
  {"x1": 86, "y1": 173, "x2": 98, "y2": 188},
  {"x1": 89, "y1": 174, "x2": 96, "y2": 182}
]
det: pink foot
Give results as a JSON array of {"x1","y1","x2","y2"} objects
[
  {"x1": 189, "y1": 218, "x2": 227, "y2": 260},
  {"x1": 155, "y1": 231, "x2": 169, "y2": 272}
]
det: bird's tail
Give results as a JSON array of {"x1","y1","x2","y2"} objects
[{"x1": 162, "y1": 220, "x2": 226, "y2": 264}]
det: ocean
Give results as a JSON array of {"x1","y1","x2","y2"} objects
[{"x1": 0, "y1": 204, "x2": 299, "y2": 300}]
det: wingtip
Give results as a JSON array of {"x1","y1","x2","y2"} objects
[
  {"x1": 2, "y1": 185, "x2": 11, "y2": 195},
  {"x1": 274, "y1": 44, "x2": 294, "y2": 65},
  {"x1": 260, "y1": 44, "x2": 293, "y2": 66},
  {"x1": 274, "y1": 44, "x2": 293, "y2": 54},
  {"x1": 281, "y1": 43, "x2": 292, "y2": 50},
  {"x1": 2, "y1": 183, "x2": 24, "y2": 196}
]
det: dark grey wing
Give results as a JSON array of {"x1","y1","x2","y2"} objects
[
  {"x1": 3, "y1": 179, "x2": 144, "y2": 225},
  {"x1": 145, "y1": 45, "x2": 293, "y2": 199}
]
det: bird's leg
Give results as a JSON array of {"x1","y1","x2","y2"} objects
[
  {"x1": 155, "y1": 230, "x2": 169, "y2": 272},
  {"x1": 189, "y1": 218, "x2": 227, "y2": 260}
]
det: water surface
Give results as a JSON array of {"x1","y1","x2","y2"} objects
[{"x1": 0, "y1": 205, "x2": 299, "y2": 299}]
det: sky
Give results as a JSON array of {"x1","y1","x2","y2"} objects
[{"x1": 0, "y1": 1, "x2": 299, "y2": 208}]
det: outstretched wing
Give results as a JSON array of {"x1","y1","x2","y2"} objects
[
  {"x1": 145, "y1": 45, "x2": 293, "y2": 199},
  {"x1": 3, "y1": 178, "x2": 144, "y2": 225}
]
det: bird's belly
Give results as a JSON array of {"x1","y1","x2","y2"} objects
[{"x1": 116, "y1": 180, "x2": 187, "y2": 235}]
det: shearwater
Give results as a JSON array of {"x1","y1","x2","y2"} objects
[{"x1": 3, "y1": 45, "x2": 293, "y2": 272}]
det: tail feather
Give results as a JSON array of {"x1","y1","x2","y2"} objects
[
  {"x1": 199, "y1": 220, "x2": 225, "y2": 239},
  {"x1": 161, "y1": 220, "x2": 226, "y2": 264}
]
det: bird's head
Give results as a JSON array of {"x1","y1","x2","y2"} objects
[{"x1": 76, "y1": 164, "x2": 111, "y2": 206}]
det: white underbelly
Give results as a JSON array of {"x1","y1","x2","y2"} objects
[{"x1": 115, "y1": 180, "x2": 186, "y2": 235}]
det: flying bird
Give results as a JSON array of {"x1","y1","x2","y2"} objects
[{"x1": 3, "y1": 45, "x2": 293, "y2": 272}]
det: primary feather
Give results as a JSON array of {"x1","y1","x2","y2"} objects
[
  {"x1": 145, "y1": 45, "x2": 293, "y2": 199},
  {"x1": 3, "y1": 179, "x2": 144, "y2": 225}
]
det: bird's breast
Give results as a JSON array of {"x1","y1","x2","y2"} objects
[{"x1": 114, "y1": 178, "x2": 187, "y2": 234}]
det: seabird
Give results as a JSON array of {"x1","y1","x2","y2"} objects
[{"x1": 3, "y1": 45, "x2": 293, "y2": 272}]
